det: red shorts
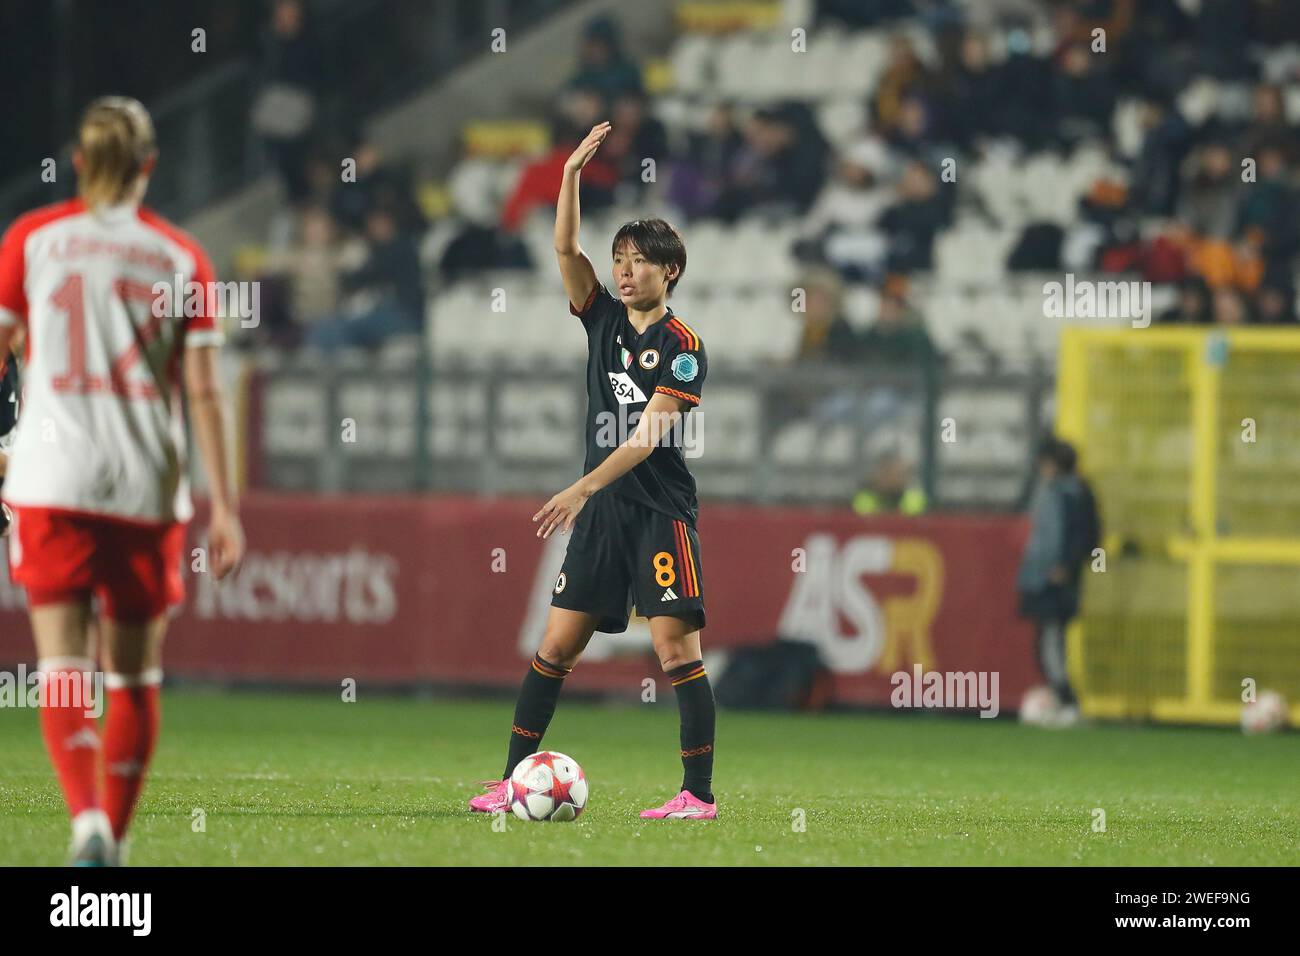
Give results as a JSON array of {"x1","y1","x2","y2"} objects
[{"x1": 7, "y1": 506, "x2": 185, "y2": 623}]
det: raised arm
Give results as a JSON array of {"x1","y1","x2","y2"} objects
[{"x1": 555, "y1": 121, "x2": 610, "y2": 312}]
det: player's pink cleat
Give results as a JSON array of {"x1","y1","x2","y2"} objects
[
  {"x1": 468, "y1": 779, "x2": 510, "y2": 813},
  {"x1": 640, "y1": 790, "x2": 717, "y2": 820}
]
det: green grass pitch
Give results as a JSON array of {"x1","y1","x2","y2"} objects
[{"x1": 1, "y1": 690, "x2": 1297, "y2": 865}]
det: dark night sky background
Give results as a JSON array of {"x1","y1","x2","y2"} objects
[{"x1": 0, "y1": 0, "x2": 263, "y2": 183}]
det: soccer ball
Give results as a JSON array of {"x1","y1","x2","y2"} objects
[
  {"x1": 509, "y1": 751, "x2": 588, "y2": 822},
  {"x1": 1241, "y1": 690, "x2": 1288, "y2": 736},
  {"x1": 1018, "y1": 686, "x2": 1058, "y2": 726}
]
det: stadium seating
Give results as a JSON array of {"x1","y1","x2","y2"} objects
[{"x1": 422, "y1": 17, "x2": 1157, "y2": 375}]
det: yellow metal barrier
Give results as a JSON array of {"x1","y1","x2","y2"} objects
[{"x1": 1057, "y1": 327, "x2": 1300, "y2": 725}]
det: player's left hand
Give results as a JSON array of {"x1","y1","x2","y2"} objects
[
  {"x1": 533, "y1": 484, "x2": 589, "y2": 539},
  {"x1": 208, "y1": 506, "x2": 246, "y2": 579}
]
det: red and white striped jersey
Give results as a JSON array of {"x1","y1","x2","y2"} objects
[{"x1": 0, "y1": 198, "x2": 223, "y2": 525}]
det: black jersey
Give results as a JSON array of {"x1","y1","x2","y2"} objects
[{"x1": 570, "y1": 282, "x2": 707, "y2": 525}]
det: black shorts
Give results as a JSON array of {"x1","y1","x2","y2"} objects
[{"x1": 550, "y1": 490, "x2": 705, "y2": 634}]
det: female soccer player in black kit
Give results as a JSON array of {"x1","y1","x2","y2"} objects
[{"x1": 468, "y1": 122, "x2": 717, "y2": 819}]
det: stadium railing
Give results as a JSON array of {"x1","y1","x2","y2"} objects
[{"x1": 233, "y1": 355, "x2": 1053, "y2": 511}]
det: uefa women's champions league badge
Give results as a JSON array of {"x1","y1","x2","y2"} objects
[{"x1": 671, "y1": 353, "x2": 698, "y2": 382}]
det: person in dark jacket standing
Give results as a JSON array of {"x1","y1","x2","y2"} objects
[{"x1": 1017, "y1": 437, "x2": 1098, "y2": 725}]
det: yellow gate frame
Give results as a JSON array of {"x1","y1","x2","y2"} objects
[{"x1": 1056, "y1": 326, "x2": 1300, "y2": 725}]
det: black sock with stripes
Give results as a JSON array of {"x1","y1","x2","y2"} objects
[
  {"x1": 668, "y1": 659, "x2": 715, "y2": 803},
  {"x1": 503, "y1": 654, "x2": 571, "y2": 779}
]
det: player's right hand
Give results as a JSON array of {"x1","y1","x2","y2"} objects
[
  {"x1": 207, "y1": 507, "x2": 246, "y2": 580},
  {"x1": 564, "y1": 121, "x2": 611, "y2": 174}
]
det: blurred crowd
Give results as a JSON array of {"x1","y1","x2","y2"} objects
[
  {"x1": 247, "y1": 0, "x2": 427, "y2": 350},
  {"x1": 241, "y1": 0, "x2": 1300, "y2": 357}
]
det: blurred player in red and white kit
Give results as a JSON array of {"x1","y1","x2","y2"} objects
[{"x1": 0, "y1": 97, "x2": 245, "y2": 865}]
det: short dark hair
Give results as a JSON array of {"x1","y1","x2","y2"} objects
[
  {"x1": 611, "y1": 218, "x2": 687, "y2": 295},
  {"x1": 1037, "y1": 436, "x2": 1077, "y2": 473}
]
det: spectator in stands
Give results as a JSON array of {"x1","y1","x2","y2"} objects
[
  {"x1": 329, "y1": 131, "x2": 424, "y2": 236},
  {"x1": 559, "y1": 83, "x2": 608, "y2": 134},
  {"x1": 990, "y1": 22, "x2": 1054, "y2": 149},
  {"x1": 668, "y1": 103, "x2": 744, "y2": 219},
  {"x1": 797, "y1": 137, "x2": 894, "y2": 281},
  {"x1": 264, "y1": 205, "x2": 345, "y2": 342},
  {"x1": 1194, "y1": 0, "x2": 1257, "y2": 80},
  {"x1": 934, "y1": 29, "x2": 1006, "y2": 149},
  {"x1": 775, "y1": 267, "x2": 867, "y2": 432},
  {"x1": 1211, "y1": 286, "x2": 1250, "y2": 326},
  {"x1": 1177, "y1": 141, "x2": 1240, "y2": 240},
  {"x1": 297, "y1": 154, "x2": 344, "y2": 213},
  {"x1": 791, "y1": 267, "x2": 864, "y2": 363},
  {"x1": 858, "y1": 283, "x2": 938, "y2": 366},
  {"x1": 1108, "y1": 0, "x2": 1197, "y2": 98},
  {"x1": 444, "y1": 142, "x2": 508, "y2": 228},
  {"x1": 1158, "y1": 277, "x2": 1212, "y2": 324},
  {"x1": 253, "y1": 0, "x2": 326, "y2": 203},
  {"x1": 1188, "y1": 234, "x2": 1264, "y2": 294},
  {"x1": 1052, "y1": 0, "x2": 1137, "y2": 50},
  {"x1": 852, "y1": 449, "x2": 927, "y2": 516},
  {"x1": 872, "y1": 35, "x2": 932, "y2": 139},
  {"x1": 1129, "y1": 93, "x2": 1193, "y2": 217},
  {"x1": 1050, "y1": 43, "x2": 1116, "y2": 147},
  {"x1": 601, "y1": 89, "x2": 669, "y2": 198},
  {"x1": 566, "y1": 16, "x2": 642, "y2": 102},
  {"x1": 1234, "y1": 143, "x2": 1298, "y2": 269},
  {"x1": 885, "y1": 92, "x2": 950, "y2": 163},
  {"x1": 439, "y1": 224, "x2": 533, "y2": 281},
  {"x1": 1237, "y1": 84, "x2": 1296, "y2": 161},
  {"x1": 308, "y1": 206, "x2": 425, "y2": 350},
  {"x1": 437, "y1": 139, "x2": 534, "y2": 280},
  {"x1": 711, "y1": 104, "x2": 830, "y2": 222},
  {"x1": 877, "y1": 159, "x2": 951, "y2": 272},
  {"x1": 501, "y1": 104, "x2": 618, "y2": 233},
  {"x1": 329, "y1": 133, "x2": 383, "y2": 232},
  {"x1": 1254, "y1": 275, "x2": 1298, "y2": 325}
]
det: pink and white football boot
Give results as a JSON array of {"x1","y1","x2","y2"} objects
[
  {"x1": 468, "y1": 779, "x2": 510, "y2": 813},
  {"x1": 639, "y1": 789, "x2": 717, "y2": 820}
]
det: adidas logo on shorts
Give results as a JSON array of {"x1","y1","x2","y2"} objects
[{"x1": 661, "y1": 587, "x2": 678, "y2": 602}]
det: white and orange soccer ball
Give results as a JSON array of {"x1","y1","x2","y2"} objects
[
  {"x1": 509, "y1": 751, "x2": 588, "y2": 822},
  {"x1": 1241, "y1": 690, "x2": 1288, "y2": 736}
]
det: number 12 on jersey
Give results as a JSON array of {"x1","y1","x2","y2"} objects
[{"x1": 49, "y1": 273, "x2": 166, "y2": 399}]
